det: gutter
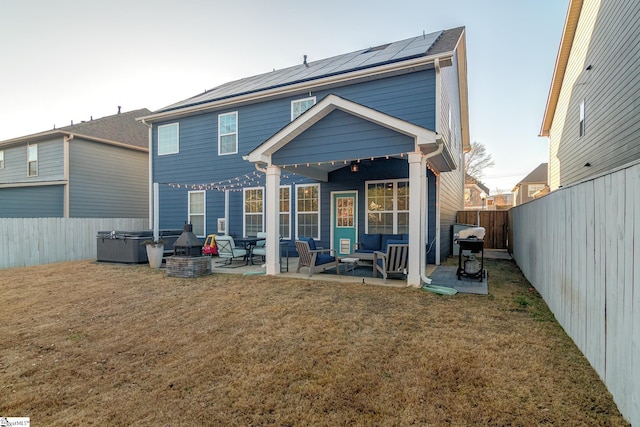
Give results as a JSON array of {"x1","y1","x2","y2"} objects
[
  {"x1": 137, "y1": 52, "x2": 455, "y2": 124},
  {"x1": 141, "y1": 119, "x2": 154, "y2": 231}
]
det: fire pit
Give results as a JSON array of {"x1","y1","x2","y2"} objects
[{"x1": 166, "y1": 223, "x2": 211, "y2": 278}]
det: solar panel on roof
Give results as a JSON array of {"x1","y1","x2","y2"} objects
[{"x1": 159, "y1": 30, "x2": 444, "y2": 112}]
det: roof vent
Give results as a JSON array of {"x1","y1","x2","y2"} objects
[{"x1": 364, "y1": 43, "x2": 390, "y2": 54}]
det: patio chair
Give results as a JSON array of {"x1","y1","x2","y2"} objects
[
  {"x1": 250, "y1": 232, "x2": 267, "y2": 262},
  {"x1": 215, "y1": 235, "x2": 249, "y2": 267},
  {"x1": 295, "y1": 238, "x2": 340, "y2": 277},
  {"x1": 373, "y1": 240, "x2": 409, "y2": 282}
]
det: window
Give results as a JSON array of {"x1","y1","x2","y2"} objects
[
  {"x1": 0, "y1": 150, "x2": 4, "y2": 169},
  {"x1": 296, "y1": 183, "x2": 320, "y2": 239},
  {"x1": 337, "y1": 197, "x2": 354, "y2": 227},
  {"x1": 188, "y1": 191, "x2": 205, "y2": 237},
  {"x1": 527, "y1": 184, "x2": 545, "y2": 198},
  {"x1": 280, "y1": 186, "x2": 291, "y2": 240},
  {"x1": 158, "y1": 123, "x2": 179, "y2": 155},
  {"x1": 291, "y1": 97, "x2": 316, "y2": 120},
  {"x1": 27, "y1": 144, "x2": 38, "y2": 177},
  {"x1": 579, "y1": 100, "x2": 585, "y2": 137},
  {"x1": 366, "y1": 180, "x2": 409, "y2": 234},
  {"x1": 244, "y1": 187, "x2": 264, "y2": 236},
  {"x1": 218, "y1": 112, "x2": 238, "y2": 155}
]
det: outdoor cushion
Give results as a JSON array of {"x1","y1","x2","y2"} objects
[
  {"x1": 301, "y1": 237, "x2": 316, "y2": 250},
  {"x1": 360, "y1": 234, "x2": 381, "y2": 251},
  {"x1": 381, "y1": 234, "x2": 403, "y2": 251},
  {"x1": 315, "y1": 253, "x2": 335, "y2": 265},
  {"x1": 383, "y1": 239, "x2": 406, "y2": 253}
]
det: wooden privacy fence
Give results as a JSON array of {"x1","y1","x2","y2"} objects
[
  {"x1": 456, "y1": 210, "x2": 509, "y2": 249},
  {"x1": 510, "y1": 161, "x2": 640, "y2": 426},
  {"x1": 0, "y1": 218, "x2": 149, "y2": 269}
]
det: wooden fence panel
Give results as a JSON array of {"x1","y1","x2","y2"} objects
[
  {"x1": 0, "y1": 218, "x2": 148, "y2": 269},
  {"x1": 510, "y1": 161, "x2": 640, "y2": 426},
  {"x1": 456, "y1": 210, "x2": 509, "y2": 249}
]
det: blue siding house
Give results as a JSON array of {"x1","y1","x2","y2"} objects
[
  {"x1": 140, "y1": 27, "x2": 470, "y2": 287},
  {"x1": 0, "y1": 109, "x2": 150, "y2": 218}
]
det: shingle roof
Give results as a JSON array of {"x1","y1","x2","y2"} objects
[
  {"x1": 157, "y1": 27, "x2": 465, "y2": 114},
  {"x1": 517, "y1": 163, "x2": 549, "y2": 185},
  {"x1": 59, "y1": 108, "x2": 151, "y2": 148},
  {"x1": 0, "y1": 108, "x2": 151, "y2": 149}
]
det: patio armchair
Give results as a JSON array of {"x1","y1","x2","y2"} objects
[
  {"x1": 250, "y1": 232, "x2": 267, "y2": 262},
  {"x1": 295, "y1": 238, "x2": 340, "y2": 277},
  {"x1": 215, "y1": 235, "x2": 249, "y2": 267},
  {"x1": 373, "y1": 240, "x2": 409, "y2": 282}
]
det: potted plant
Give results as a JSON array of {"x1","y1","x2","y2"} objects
[{"x1": 141, "y1": 239, "x2": 165, "y2": 268}]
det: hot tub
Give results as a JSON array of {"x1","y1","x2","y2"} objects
[{"x1": 96, "y1": 229, "x2": 183, "y2": 263}]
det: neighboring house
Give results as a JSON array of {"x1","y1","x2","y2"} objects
[
  {"x1": 540, "y1": 0, "x2": 640, "y2": 190},
  {"x1": 486, "y1": 193, "x2": 514, "y2": 210},
  {"x1": 0, "y1": 108, "x2": 150, "y2": 218},
  {"x1": 464, "y1": 174, "x2": 489, "y2": 210},
  {"x1": 512, "y1": 163, "x2": 548, "y2": 206},
  {"x1": 140, "y1": 28, "x2": 470, "y2": 287}
]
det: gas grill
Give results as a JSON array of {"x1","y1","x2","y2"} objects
[{"x1": 454, "y1": 227, "x2": 486, "y2": 281}]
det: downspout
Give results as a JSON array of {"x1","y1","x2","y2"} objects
[
  {"x1": 420, "y1": 139, "x2": 457, "y2": 295},
  {"x1": 63, "y1": 134, "x2": 73, "y2": 218},
  {"x1": 141, "y1": 119, "x2": 153, "y2": 230}
]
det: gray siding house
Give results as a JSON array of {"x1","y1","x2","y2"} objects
[
  {"x1": 512, "y1": 163, "x2": 548, "y2": 206},
  {"x1": 541, "y1": 0, "x2": 640, "y2": 190},
  {"x1": 0, "y1": 109, "x2": 150, "y2": 218},
  {"x1": 140, "y1": 28, "x2": 470, "y2": 287}
]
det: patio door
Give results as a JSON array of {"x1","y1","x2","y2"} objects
[{"x1": 332, "y1": 191, "x2": 357, "y2": 257}]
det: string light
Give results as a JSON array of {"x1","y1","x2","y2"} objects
[{"x1": 164, "y1": 151, "x2": 440, "y2": 191}]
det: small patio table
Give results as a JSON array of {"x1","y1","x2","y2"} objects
[{"x1": 234, "y1": 236, "x2": 265, "y2": 265}]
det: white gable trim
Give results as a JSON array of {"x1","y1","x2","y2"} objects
[{"x1": 246, "y1": 94, "x2": 440, "y2": 165}]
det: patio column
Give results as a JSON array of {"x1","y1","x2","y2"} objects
[
  {"x1": 265, "y1": 164, "x2": 281, "y2": 275},
  {"x1": 407, "y1": 152, "x2": 423, "y2": 287}
]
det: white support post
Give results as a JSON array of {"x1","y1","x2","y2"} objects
[
  {"x1": 407, "y1": 152, "x2": 423, "y2": 287},
  {"x1": 153, "y1": 182, "x2": 159, "y2": 241},
  {"x1": 265, "y1": 165, "x2": 281, "y2": 275}
]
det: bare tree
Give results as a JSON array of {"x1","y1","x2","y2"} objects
[{"x1": 464, "y1": 141, "x2": 495, "y2": 180}]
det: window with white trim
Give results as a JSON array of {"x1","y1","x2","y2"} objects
[
  {"x1": 27, "y1": 144, "x2": 38, "y2": 177},
  {"x1": 218, "y1": 112, "x2": 238, "y2": 155},
  {"x1": 279, "y1": 185, "x2": 291, "y2": 240},
  {"x1": 244, "y1": 187, "x2": 264, "y2": 236},
  {"x1": 366, "y1": 180, "x2": 409, "y2": 234},
  {"x1": 158, "y1": 123, "x2": 179, "y2": 155},
  {"x1": 0, "y1": 150, "x2": 4, "y2": 169},
  {"x1": 579, "y1": 100, "x2": 585, "y2": 137},
  {"x1": 296, "y1": 183, "x2": 320, "y2": 239},
  {"x1": 527, "y1": 184, "x2": 545, "y2": 198},
  {"x1": 291, "y1": 97, "x2": 316, "y2": 120},
  {"x1": 188, "y1": 191, "x2": 206, "y2": 237}
]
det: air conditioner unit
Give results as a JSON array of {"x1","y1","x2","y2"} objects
[{"x1": 217, "y1": 218, "x2": 226, "y2": 233}]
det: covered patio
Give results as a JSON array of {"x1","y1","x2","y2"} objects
[{"x1": 244, "y1": 94, "x2": 456, "y2": 287}]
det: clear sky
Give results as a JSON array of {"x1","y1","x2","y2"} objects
[{"x1": 0, "y1": 0, "x2": 568, "y2": 193}]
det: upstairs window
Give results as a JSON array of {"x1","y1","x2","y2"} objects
[
  {"x1": 218, "y1": 112, "x2": 238, "y2": 155},
  {"x1": 0, "y1": 150, "x2": 4, "y2": 169},
  {"x1": 528, "y1": 184, "x2": 545, "y2": 198},
  {"x1": 158, "y1": 123, "x2": 179, "y2": 155},
  {"x1": 291, "y1": 97, "x2": 316, "y2": 120},
  {"x1": 27, "y1": 144, "x2": 38, "y2": 177},
  {"x1": 579, "y1": 100, "x2": 585, "y2": 137}
]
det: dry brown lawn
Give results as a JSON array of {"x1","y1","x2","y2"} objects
[{"x1": 0, "y1": 258, "x2": 629, "y2": 426}]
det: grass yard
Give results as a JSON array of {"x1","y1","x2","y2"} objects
[{"x1": 0, "y1": 258, "x2": 629, "y2": 426}]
